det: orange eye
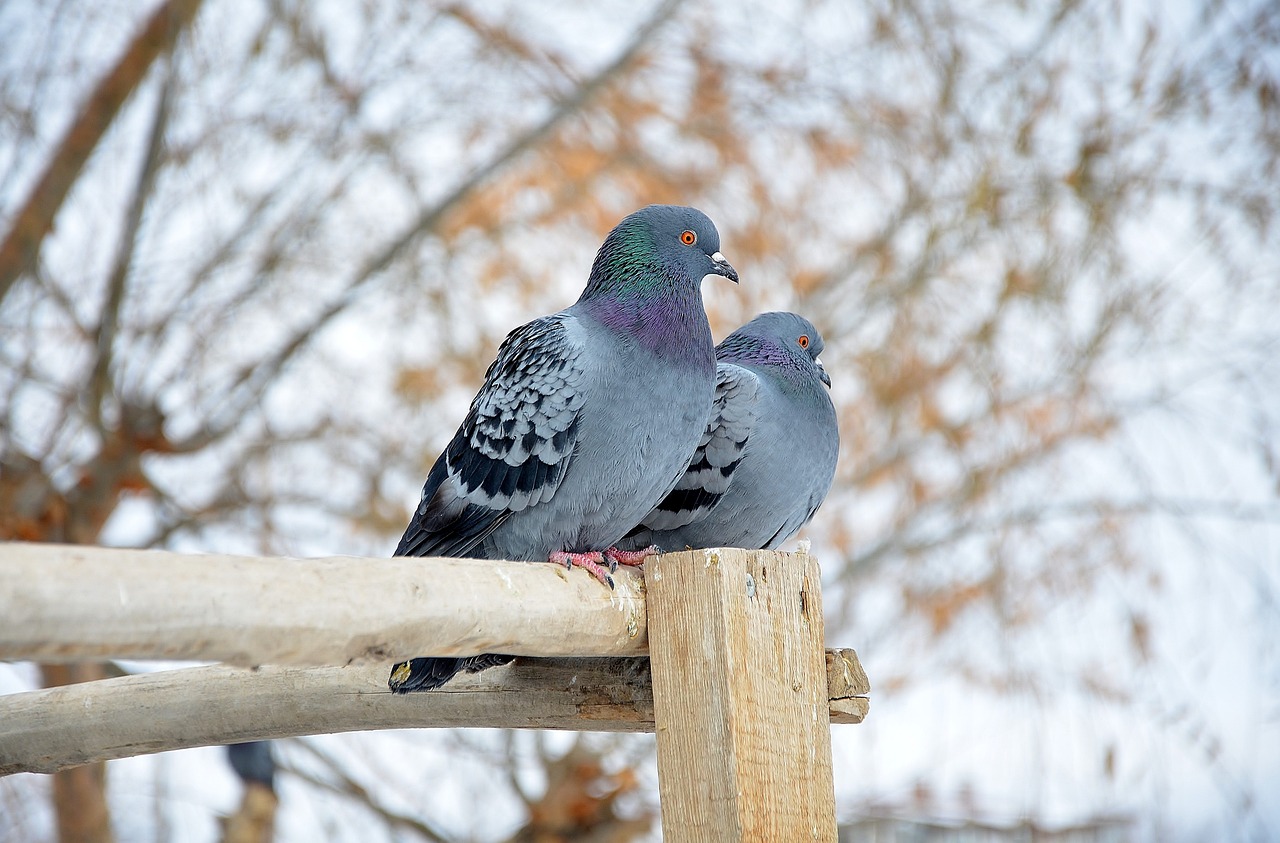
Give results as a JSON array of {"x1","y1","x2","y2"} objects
[
  {"x1": 797, "y1": 335, "x2": 810, "y2": 349},
  {"x1": 680, "y1": 230, "x2": 697, "y2": 246}
]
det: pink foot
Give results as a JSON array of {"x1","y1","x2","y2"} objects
[
  {"x1": 605, "y1": 545, "x2": 658, "y2": 569},
  {"x1": 549, "y1": 550, "x2": 614, "y2": 589}
]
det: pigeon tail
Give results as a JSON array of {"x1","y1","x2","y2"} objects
[{"x1": 388, "y1": 654, "x2": 516, "y2": 693}]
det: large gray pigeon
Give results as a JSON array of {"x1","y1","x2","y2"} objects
[
  {"x1": 390, "y1": 205, "x2": 738, "y2": 691},
  {"x1": 620, "y1": 311, "x2": 838, "y2": 552}
]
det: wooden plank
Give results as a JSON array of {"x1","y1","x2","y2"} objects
[
  {"x1": 646, "y1": 548, "x2": 838, "y2": 842},
  {"x1": 0, "y1": 651, "x2": 867, "y2": 775},
  {"x1": 0, "y1": 542, "x2": 646, "y2": 665}
]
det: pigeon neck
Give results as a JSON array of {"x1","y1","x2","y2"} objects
[
  {"x1": 579, "y1": 279, "x2": 713, "y2": 363},
  {"x1": 719, "y1": 341, "x2": 811, "y2": 388}
]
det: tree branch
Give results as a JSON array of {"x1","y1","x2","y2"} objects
[
  {"x1": 280, "y1": 738, "x2": 452, "y2": 843},
  {"x1": 171, "y1": 0, "x2": 683, "y2": 454},
  {"x1": 0, "y1": 0, "x2": 203, "y2": 306},
  {"x1": 86, "y1": 62, "x2": 175, "y2": 433}
]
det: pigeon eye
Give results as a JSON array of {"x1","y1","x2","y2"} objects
[
  {"x1": 797, "y1": 335, "x2": 810, "y2": 349},
  {"x1": 680, "y1": 230, "x2": 697, "y2": 246}
]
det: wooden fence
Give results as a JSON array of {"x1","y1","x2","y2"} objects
[{"x1": 0, "y1": 542, "x2": 869, "y2": 841}]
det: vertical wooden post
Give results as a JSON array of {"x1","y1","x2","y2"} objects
[{"x1": 646, "y1": 548, "x2": 837, "y2": 842}]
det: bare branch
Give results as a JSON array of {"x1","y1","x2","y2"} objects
[
  {"x1": 280, "y1": 738, "x2": 452, "y2": 843},
  {"x1": 0, "y1": 0, "x2": 203, "y2": 305},
  {"x1": 86, "y1": 61, "x2": 175, "y2": 431},
  {"x1": 171, "y1": 0, "x2": 683, "y2": 453}
]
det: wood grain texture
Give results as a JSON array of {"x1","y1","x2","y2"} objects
[
  {"x1": 0, "y1": 542, "x2": 647, "y2": 665},
  {"x1": 646, "y1": 548, "x2": 838, "y2": 842}
]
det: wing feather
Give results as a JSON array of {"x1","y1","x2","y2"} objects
[
  {"x1": 639, "y1": 362, "x2": 760, "y2": 532},
  {"x1": 395, "y1": 315, "x2": 586, "y2": 558}
]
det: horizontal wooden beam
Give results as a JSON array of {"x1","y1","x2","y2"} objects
[
  {"x1": 0, "y1": 542, "x2": 647, "y2": 665},
  {"x1": 0, "y1": 651, "x2": 868, "y2": 774}
]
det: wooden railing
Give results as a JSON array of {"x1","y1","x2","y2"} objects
[{"x1": 0, "y1": 543, "x2": 869, "y2": 842}]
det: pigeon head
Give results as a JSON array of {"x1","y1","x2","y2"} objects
[
  {"x1": 582, "y1": 205, "x2": 738, "y2": 301},
  {"x1": 718, "y1": 311, "x2": 831, "y2": 387}
]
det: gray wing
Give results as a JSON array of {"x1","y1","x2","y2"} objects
[
  {"x1": 760, "y1": 384, "x2": 840, "y2": 549},
  {"x1": 395, "y1": 314, "x2": 586, "y2": 558},
  {"x1": 639, "y1": 362, "x2": 760, "y2": 532}
]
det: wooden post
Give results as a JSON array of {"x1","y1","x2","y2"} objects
[{"x1": 646, "y1": 548, "x2": 837, "y2": 842}]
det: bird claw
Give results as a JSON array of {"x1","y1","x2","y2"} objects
[
  {"x1": 604, "y1": 545, "x2": 659, "y2": 568},
  {"x1": 547, "y1": 546, "x2": 657, "y2": 588},
  {"x1": 549, "y1": 550, "x2": 614, "y2": 589}
]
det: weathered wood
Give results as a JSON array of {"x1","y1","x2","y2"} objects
[
  {"x1": 0, "y1": 651, "x2": 867, "y2": 775},
  {"x1": 827, "y1": 647, "x2": 871, "y2": 697},
  {"x1": 829, "y1": 696, "x2": 870, "y2": 723},
  {"x1": 646, "y1": 548, "x2": 838, "y2": 842},
  {"x1": 827, "y1": 647, "x2": 872, "y2": 725},
  {"x1": 0, "y1": 659, "x2": 648, "y2": 775},
  {"x1": 0, "y1": 542, "x2": 646, "y2": 665}
]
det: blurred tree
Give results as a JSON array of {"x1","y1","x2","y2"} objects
[{"x1": 1, "y1": 0, "x2": 1277, "y2": 840}]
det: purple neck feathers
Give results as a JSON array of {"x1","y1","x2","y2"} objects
[{"x1": 579, "y1": 282, "x2": 713, "y2": 367}]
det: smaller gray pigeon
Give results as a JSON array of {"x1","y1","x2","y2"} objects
[{"x1": 620, "y1": 311, "x2": 838, "y2": 552}]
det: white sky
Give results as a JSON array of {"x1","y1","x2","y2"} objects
[{"x1": 1, "y1": 0, "x2": 1278, "y2": 840}]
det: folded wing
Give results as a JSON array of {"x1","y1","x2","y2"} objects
[
  {"x1": 396, "y1": 315, "x2": 586, "y2": 558},
  {"x1": 639, "y1": 362, "x2": 760, "y2": 532}
]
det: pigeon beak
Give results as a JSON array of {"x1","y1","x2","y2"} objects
[
  {"x1": 709, "y1": 251, "x2": 739, "y2": 284},
  {"x1": 816, "y1": 357, "x2": 831, "y2": 387}
]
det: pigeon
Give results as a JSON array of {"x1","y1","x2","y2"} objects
[
  {"x1": 226, "y1": 741, "x2": 275, "y2": 791},
  {"x1": 390, "y1": 205, "x2": 738, "y2": 691},
  {"x1": 619, "y1": 311, "x2": 838, "y2": 552}
]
